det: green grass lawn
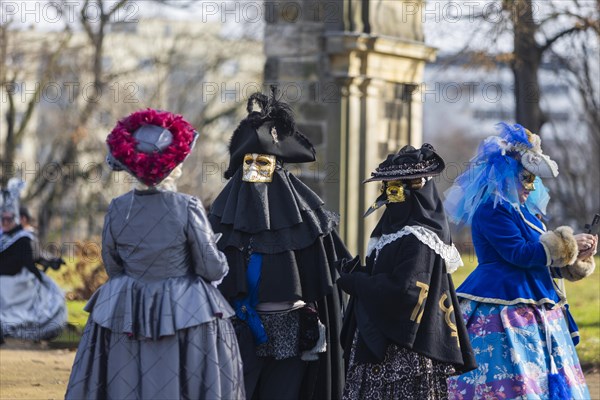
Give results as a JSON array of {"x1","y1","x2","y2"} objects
[
  {"x1": 49, "y1": 300, "x2": 88, "y2": 348},
  {"x1": 66, "y1": 300, "x2": 89, "y2": 329},
  {"x1": 452, "y1": 255, "x2": 600, "y2": 368}
]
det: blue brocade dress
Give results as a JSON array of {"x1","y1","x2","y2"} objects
[{"x1": 447, "y1": 201, "x2": 589, "y2": 400}]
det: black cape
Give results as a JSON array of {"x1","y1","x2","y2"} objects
[
  {"x1": 209, "y1": 166, "x2": 351, "y2": 400},
  {"x1": 339, "y1": 180, "x2": 477, "y2": 373}
]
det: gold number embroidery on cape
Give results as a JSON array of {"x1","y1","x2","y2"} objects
[
  {"x1": 439, "y1": 293, "x2": 460, "y2": 347},
  {"x1": 410, "y1": 281, "x2": 429, "y2": 323}
]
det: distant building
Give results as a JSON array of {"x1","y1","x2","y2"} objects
[{"x1": 423, "y1": 53, "x2": 585, "y2": 143}]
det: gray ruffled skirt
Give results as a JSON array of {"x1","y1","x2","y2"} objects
[
  {"x1": 65, "y1": 274, "x2": 245, "y2": 400},
  {"x1": 65, "y1": 317, "x2": 244, "y2": 400},
  {"x1": 0, "y1": 269, "x2": 67, "y2": 340}
]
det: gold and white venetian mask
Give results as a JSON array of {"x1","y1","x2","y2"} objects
[
  {"x1": 518, "y1": 169, "x2": 536, "y2": 191},
  {"x1": 242, "y1": 153, "x2": 277, "y2": 183}
]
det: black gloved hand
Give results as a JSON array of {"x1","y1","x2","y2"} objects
[
  {"x1": 337, "y1": 273, "x2": 357, "y2": 296},
  {"x1": 340, "y1": 255, "x2": 362, "y2": 274},
  {"x1": 37, "y1": 257, "x2": 66, "y2": 272}
]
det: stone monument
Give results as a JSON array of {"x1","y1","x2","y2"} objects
[{"x1": 264, "y1": 0, "x2": 435, "y2": 255}]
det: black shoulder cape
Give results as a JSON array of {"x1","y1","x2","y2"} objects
[
  {"x1": 209, "y1": 166, "x2": 351, "y2": 400},
  {"x1": 0, "y1": 226, "x2": 41, "y2": 281}
]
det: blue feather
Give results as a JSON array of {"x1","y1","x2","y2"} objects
[
  {"x1": 444, "y1": 122, "x2": 549, "y2": 226},
  {"x1": 548, "y1": 373, "x2": 570, "y2": 400},
  {"x1": 496, "y1": 122, "x2": 532, "y2": 148}
]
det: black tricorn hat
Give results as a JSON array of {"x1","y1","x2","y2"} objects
[
  {"x1": 364, "y1": 143, "x2": 445, "y2": 183},
  {"x1": 224, "y1": 88, "x2": 316, "y2": 179}
]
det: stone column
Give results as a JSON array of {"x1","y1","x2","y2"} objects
[{"x1": 264, "y1": 0, "x2": 435, "y2": 255}]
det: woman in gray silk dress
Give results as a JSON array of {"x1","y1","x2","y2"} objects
[{"x1": 65, "y1": 109, "x2": 245, "y2": 399}]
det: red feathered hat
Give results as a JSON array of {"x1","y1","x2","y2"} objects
[{"x1": 106, "y1": 109, "x2": 198, "y2": 186}]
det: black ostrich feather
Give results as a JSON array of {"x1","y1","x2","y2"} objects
[
  {"x1": 243, "y1": 87, "x2": 296, "y2": 135},
  {"x1": 225, "y1": 122, "x2": 246, "y2": 179},
  {"x1": 224, "y1": 87, "x2": 315, "y2": 179},
  {"x1": 246, "y1": 92, "x2": 269, "y2": 114}
]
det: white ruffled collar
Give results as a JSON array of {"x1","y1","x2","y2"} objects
[{"x1": 367, "y1": 225, "x2": 463, "y2": 274}]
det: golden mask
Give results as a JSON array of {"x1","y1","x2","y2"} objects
[
  {"x1": 525, "y1": 129, "x2": 534, "y2": 144},
  {"x1": 242, "y1": 153, "x2": 277, "y2": 183},
  {"x1": 365, "y1": 178, "x2": 426, "y2": 216},
  {"x1": 384, "y1": 180, "x2": 406, "y2": 203},
  {"x1": 519, "y1": 170, "x2": 536, "y2": 191}
]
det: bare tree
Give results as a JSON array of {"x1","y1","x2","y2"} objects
[
  {"x1": 25, "y1": 0, "x2": 139, "y2": 239},
  {"x1": 2, "y1": 0, "x2": 264, "y2": 241},
  {"x1": 0, "y1": 19, "x2": 72, "y2": 186},
  {"x1": 511, "y1": 0, "x2": 598, "y2": 132},
  {"x1": 544, "y1": 28, "x2": 600, "y2": 225},
  {"x1": 429, "y1": 0, "x2": 599, "y2": 226},
  {"x1": 438, "y1": 0, "x2": 598, "y2": 132}
]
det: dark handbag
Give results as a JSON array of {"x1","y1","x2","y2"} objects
[{"x1": 298, "y1": 305, "x2": 320, "y2": 351}]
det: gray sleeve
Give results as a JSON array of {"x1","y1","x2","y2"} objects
[
  {"x1": 186, "y1": 197, "x2": 229, "y2": 282},
  {"x1": 101, "y1": 203, "x2": 124, "y2": 277}
]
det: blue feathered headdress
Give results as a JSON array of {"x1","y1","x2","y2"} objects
[{"x1": 444, "y1": 123, "x2": 553, "y2": 226}]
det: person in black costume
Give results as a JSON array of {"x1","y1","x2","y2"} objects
[
  {"x1": 17, "y1": 205, "x2": 65, "y2": 273},
  {"x1": 209, "y1": 89, "x2": 351, "y2": 400},
  {"x1": 1, "y1": 216, "x2": 42, "y2": 281},
  {"x1": 1, "y1": 179, "x2": 67, "y2": 342},
  {"x1": 337, "y1": 144, "x2": 477, "y2": 400}
]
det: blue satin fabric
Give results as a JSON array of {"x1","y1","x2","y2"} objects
[
  {"x1": 234, "y1": 253, "x2": 268, "y2": 344},
  {"x1": 458, "y1": 201, "x2": 554, "y2": 302},
  {"x1": 456, "y1": 200, "x2": 580, "y2": 344}
]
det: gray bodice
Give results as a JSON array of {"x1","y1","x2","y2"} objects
[
  {"x1": 87, "y1": 190, "x2": 234, "y2": 339},
  {"x1": 102, "y1": 189, "x2": 227, "y2": 282}
]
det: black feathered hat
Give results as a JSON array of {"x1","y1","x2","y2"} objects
[
  {"x1": 364, "y1": 143, "x2": 445, "y2": 183},
  {"x1": 224, "y1": 88, "x2": 316, "y2": 179}
]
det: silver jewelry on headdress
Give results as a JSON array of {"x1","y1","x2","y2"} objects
[{"x1": 509, "y1": 129, "x2": 558, "y2": 178}]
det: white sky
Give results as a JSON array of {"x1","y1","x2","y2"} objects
[
  {"x1": 423, "y1": 0, "x2": 599, "y2": 55},
  {"x1": 2, "y1": 0, "x2": 597, "y2": 55},
  {"x1": 1, "y1": 1, "x2": 260, "y2": 31}
]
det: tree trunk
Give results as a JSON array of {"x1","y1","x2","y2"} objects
[
  {"x1": 512, "y1": 0, "x2": 545, "y2": 132},
  {"x1": 2, "y1": 22, "x2": 17, "y2": 186}
]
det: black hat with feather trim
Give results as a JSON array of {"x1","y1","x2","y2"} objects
[
  {"x1": 364, "y1": 143, "x2": 445, "y2": 183},
  {"x1": 224, "y1": 87, "x2": 316, "y2": 179}
]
